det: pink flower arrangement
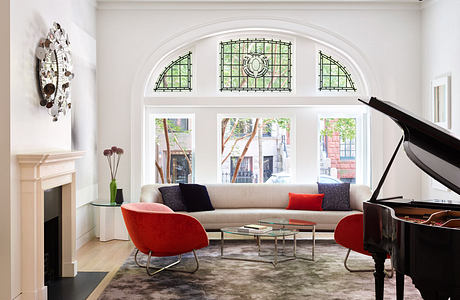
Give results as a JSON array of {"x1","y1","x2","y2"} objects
[{"x1": 103, "y1": 146, "x2": 124, "y2": 180}]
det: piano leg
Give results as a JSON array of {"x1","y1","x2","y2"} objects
[
  {"x1": 372, "y1": 252, "x2": 386, "y2": 300},
  {"x1": 396, "y1": 271, "x2": 404, "y2": 300}
]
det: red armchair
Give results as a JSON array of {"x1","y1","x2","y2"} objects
[
  {"x1": 121, "y1": 202, "x2": 209, "y2": 275},
  {"x1": 334, "y1": 213, "x2": 392, "y2": 276}
]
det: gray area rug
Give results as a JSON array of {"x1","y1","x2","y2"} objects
[{"x1": 99, "y1": 240, "x2": 422, "y2": 299}]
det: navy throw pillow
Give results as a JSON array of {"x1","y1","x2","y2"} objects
[
  {"x1": 317, "y1": 182, "x2": 351, "y2": 211},
  {"x1": 158, "y1": 185, "x2": 187, "y2": 211},
  {"x1": 179, "y1": 183, "x2": 214, "y2": 212}
]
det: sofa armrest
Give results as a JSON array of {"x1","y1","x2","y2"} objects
[
  {"x1": 349, "y1": 185, "x2": 372, "y2": 211},
  {"x1": 140, "y1": 184, "x2": 163, "y2": 203}
]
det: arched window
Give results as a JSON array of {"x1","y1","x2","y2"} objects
[
  {"x1": 154, "y1": 52, "x2": 192, "y2": 92},
  {"x1": 220, "y1": 39, "x2": 292, "y2": 92},
  {"x1": 319, "y1": 51, "x2": 356, "y2": 91}
]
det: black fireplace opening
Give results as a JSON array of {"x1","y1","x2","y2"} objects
[{"x1": 44, "y1": 187, "x2": 62, "y2": 286}]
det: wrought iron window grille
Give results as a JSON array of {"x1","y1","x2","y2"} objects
[
  {"x1": 220, "y1": 38, "x2": 292, "y2": 92},
  {"x1": 154, "y1": 52, "x2": 192, "y2": 92},
  {"x1": 318, "y1": 51, "x2": 356, "y2": 91}
]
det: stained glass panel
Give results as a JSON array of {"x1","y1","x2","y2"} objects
[
  {"x1": 319, "y1": 51, "x2": 356, "y2": 91},
  {"x1": 154, "y1": 52, "x2": 192, "y2": 92},
  {"x1": 220, "y1": 39, "x2": 292, "y2": 92}
]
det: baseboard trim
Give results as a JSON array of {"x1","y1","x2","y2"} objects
[{"x1": 77, "y1": 227, "x2": 96, "y2": 250}]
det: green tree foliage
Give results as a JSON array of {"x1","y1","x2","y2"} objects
[{"x1": 320, "y1": 118, "x2": 356, "y2": 141}]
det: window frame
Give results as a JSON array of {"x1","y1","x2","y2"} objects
[
  {"x1": 153, "y1": 51, "x2": 193, "y2": 93},
  {"x1": 339, "y1": 137, "x2": 356, "y2": 160},
  {"x1": 217, "y1": 113, "x2": 296, "y2": 184},
  {"x1": 318, "y1": 50, "x2": 357, "y2": 92},
  {"x1": 317, "y1": 111, "x2": 368, "y2": 185},
  {"x1": 145, "y1": 111, "x2": 195, "y2": 185},
  {"x1": 219, "y1": 38, "x2": 292, "y2": 92}
]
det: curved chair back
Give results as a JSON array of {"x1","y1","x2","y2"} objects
[
  {"x1": 334, "y1": 213, "x2": 371, "y2": 256},
  {"x1": 121, "y1": 203, "x2": 209, "y2": 257}
]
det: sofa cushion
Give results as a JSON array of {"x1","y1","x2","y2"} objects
[
  {"x1": 158, "y1": 185, "x2": 187, "y2": 211},
  {"x1": 205, "y1": 184, "x2": 319, "y2": 209},
  {"x1": 318, "y1": 183, "x2": 351, "y2": 211},
  {"x1": 286, "y1": 193, "x2": 324, "y2": 211},
  {"x1": 179, "y1": 183, "x2": 214, "y2": 212}
]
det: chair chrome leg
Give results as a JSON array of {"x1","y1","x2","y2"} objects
[
  {"x1": 344, "y1": 249, "x2": 394, "y2": 278},
  {"x1": 134, "y1": 249, "x2": 146, "y2": 268},
  {"x1": 344, "y1": 249, "x2": 374, "y2": 273},
  {"x1": 144, "y1": 249, "x2": 200, "y2": 276}
]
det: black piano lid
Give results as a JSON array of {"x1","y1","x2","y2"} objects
[{"x1": 358, "y1": 97, "x2": 460, "y2": 196}]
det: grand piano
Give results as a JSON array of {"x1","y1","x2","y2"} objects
[{"x1": 359, "y1": 97, "x2": 460, "y2": 300}]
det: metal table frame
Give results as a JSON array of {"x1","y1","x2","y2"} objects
[
  {"x1": 220, "y1": 230, "x2": 298, "y2": 267},
  {"x1": 259, "y1": 219, "x2": 316, "y2": 261}
]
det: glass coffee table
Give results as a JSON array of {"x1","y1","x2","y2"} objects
[
  {"x1": 259, "y1": 218, "x2": 316, "y2": 261},
  {"x1": 220, "y1": 227, "x2": 298, "y2": 267}
]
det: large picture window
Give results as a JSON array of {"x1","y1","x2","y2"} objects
[
  {"x1": 144, "y1": 33, "x2": 370, "y2": 188},
  {"x1": 220, "y1": 117, "x2": 292, "y2": 183},
  {"x1": 152, "y1": 116, "x2": 194, "y2": 183},
  {"x1": 220, "y1": 39, "x2": 292, "y2": 92},
  {"x1": 319, "y1": 117, "x2": 360, "y2": 184}
]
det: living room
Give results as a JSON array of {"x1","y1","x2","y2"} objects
[{"x1": 1, "y1": 0, "x2": 459, "y2": 299}]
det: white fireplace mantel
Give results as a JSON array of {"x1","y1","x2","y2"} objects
[{"x1": 17, "y1": 151, "x2": 84, "y2": 300}]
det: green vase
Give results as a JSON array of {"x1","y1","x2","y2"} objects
[{"x1": 110, "y1": 179, "x2": 117, "y2": 204}]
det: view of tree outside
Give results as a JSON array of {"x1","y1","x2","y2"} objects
[
  {"x1": 319, "y1": 117, "x2": 357, "y2": 183},
  {"x1": 220, "y1": 117, "x2": 292, "y2": 183},
  {"x1": 154, "y1": 117, "x2": 193, "y2": 183}
]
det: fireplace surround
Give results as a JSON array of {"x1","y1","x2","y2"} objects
[{"x1": 17, "y1": 151, "x2": 83, "y2": 300}]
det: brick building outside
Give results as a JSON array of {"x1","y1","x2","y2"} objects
[{"x1": 320, "y1": 118, "x2": 356, "y2": 183}]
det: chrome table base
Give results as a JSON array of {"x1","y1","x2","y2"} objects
[{"x1": 220, "y1": 232, "x2": 298, "y2": 267}]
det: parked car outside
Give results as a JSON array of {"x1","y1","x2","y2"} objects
[
  {"x1": 265, "y1": 173, "x2": 342, "y2": 184},
  {"x1": 265, "y1": 172, "x2": 291, "y2": 183},
  {"x1": 318, "y1": 175, "x2": 343, "y2": 183}
]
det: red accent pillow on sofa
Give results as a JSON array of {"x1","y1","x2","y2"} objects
[{"x1": 286, "y1": 193, "x2": 324, "y2": 211}]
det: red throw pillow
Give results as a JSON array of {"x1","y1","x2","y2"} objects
[{"x1": 286, "y1": 193, "x2": 324, "y2": 211}]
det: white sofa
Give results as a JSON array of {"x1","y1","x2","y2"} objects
[{"x1": 140, "y1": 183, "x2": 372, "y2": 231}]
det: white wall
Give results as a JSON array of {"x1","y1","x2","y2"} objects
[
  {"x1": 97, "y1": 1, "x2": 422, "y2": 203},
  {"x1": 69, "y1": 1, "x2": 98, "y2": 250},
  {"x1": 421, "y1": 0, "x2": 460, "y2": 201},
  {"x1": 8, "y1": 0, "x2": 97, "y2": 298}
]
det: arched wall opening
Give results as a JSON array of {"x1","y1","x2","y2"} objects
[{"x1": 128, "y1": 17, "x2": 382, "y2": 202}]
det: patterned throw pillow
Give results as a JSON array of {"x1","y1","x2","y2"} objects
[
  {"x1": 317, "y1": 182, "x2": 351, "y2": 211},
  {"x1": 158, "y1": 185, "x2": 187, "y2": 211}
]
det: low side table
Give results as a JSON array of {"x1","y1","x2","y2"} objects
[
  {"x1": 220, "y1": 227, "x2": 298, "y2": 267},
  {"x1": 259, "y1": 218, "x2": 316, "y2": 261},
  {"x1": 91, "y1": 201, "x2": 129, "y2": 242}
]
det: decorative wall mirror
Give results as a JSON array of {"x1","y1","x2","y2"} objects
[
  {"x1": 431, "y1": 75, "x2": 451, "y2": 130},
  {"x1": 36, "y1": 22, "x2": 74, "y2": 121}
]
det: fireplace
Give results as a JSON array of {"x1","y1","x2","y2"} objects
[
  {"x1": 44, "y1": 187, "x2": 62, "y2": 285},
  {"x1": 17, "y1": 152, "x2": 84, "y2": 300}
]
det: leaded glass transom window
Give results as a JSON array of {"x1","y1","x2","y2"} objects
[
  {"x1": 154, "y1": 52, "x2": 192, "y2": 92},
  {"x1": 220, "y1": 39, "x2": 292, "y2": 92},
  {"x1": 319, "y1": 51, "x2": 356, "y2": 91}
]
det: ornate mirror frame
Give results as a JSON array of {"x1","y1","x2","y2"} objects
[{"x1": 36, "y1": 22, "x2": 74, "y2": 121}]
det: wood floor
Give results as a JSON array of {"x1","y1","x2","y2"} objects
[
  {"x1": 77, "y1": 238, "x2": 134, "y2": 299},
  {"x1": 78, "y1": 232, "x2": 334, "y2": 299}
]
